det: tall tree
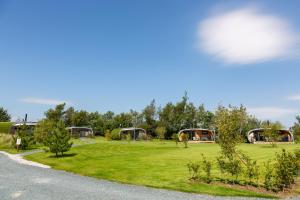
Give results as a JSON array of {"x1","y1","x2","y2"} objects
[
  {"x1": 196, "y1": 104, "x2": 215, "y2": 129},
  {"x1": 291, "y1": 116, "x2": 300, "y2": 141},
  {"x1": 215, "y1": 105, "x2": 248, "y2": 156},
  {"x1": 142, "y1": 99, "x2": 157, "y2": 135},
  {"x1": 44, "y1": 120, "x2": 73, "y2": 157},
  {"x1": 45, "y1": 103, "x2": 66, "y2": 122},
  {"x1": 0, "y1": 107, "x2": 11, "y2": 122}
]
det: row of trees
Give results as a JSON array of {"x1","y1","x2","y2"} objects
[{"x1": 1, "y1": 93, "x2": 300, "y2": 140}]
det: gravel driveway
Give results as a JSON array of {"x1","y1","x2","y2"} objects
[{"x1": 0, "y1": 153, "x2": 266, "y2": 200}]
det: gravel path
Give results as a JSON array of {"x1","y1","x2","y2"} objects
[{"x1": 0, "y1": 153, "x2": 267, "y2": 200}]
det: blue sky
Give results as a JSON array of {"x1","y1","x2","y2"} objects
[{"x1": 1, "y1": 0, "x2": 300, "y2": 127}]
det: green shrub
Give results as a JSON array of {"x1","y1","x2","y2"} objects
[
  {"x1": 13, "y1": 125, "x2": 34, "y2": 150},
  {"x1": 242, "y1": 154, "x2": 260, "y2": 185},
  {"x1": 0, "y1": 122, "x2": 13, "y2": 134},
  {"x1": 171, "y1": 133, "x2": 179, "y2": 146},
  {"x1": 274, "y1": 149, "x2": 297, "y2": 190},
  {"x1": 187, "y1": 161, "x2": 200, "y2": 180},
  {"x1": 111, "y1": 129, "x2": 121, "y2": 140},
  {"x1": 44, "y1": 120, "x2": 72, "y2": 157},
  {"x1": 216, "y1": 154, "x2": 243, "y2": 182},
  {"x1": 155, "y1": 127, "x2": 166, "y2": 141},
  {"x1": 104, "y1": 130, "x2": 111, "y2": 141},
  {"x1": 181, "y1": 133, "x2": 188, "y2": 148},
  {"x1": 201, "y1": 154, "x2": 213, "y2": 183},
  {"x1": 264, "y1": 160, "x2": 275, "y2": 191}
]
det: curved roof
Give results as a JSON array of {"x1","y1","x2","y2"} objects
[
  {"x1": 179, "y1": 128, "x2": 214, "y2": 134},
  {"x1": 247, "y1": 128, "x2": 294, "y2": 143},
  {"x1": 66, "y1": 126, "x2": 92, "y2": 130},
  {"x1": 120, "y1": 128, "x2": 146, "y2": 132},
  {"x1": 13, "y1": 122, "x2": 37, "y2": 127}
]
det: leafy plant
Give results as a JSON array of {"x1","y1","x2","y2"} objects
[
  {"x1": 171, "y1": 133, "x2": 179, "y2": 146},
  {"x1": 187, "y1": 161, "x2": 200, "y2": 180},
  {"x1": 201, "y1": 154, "x2": 213, "y2": 183},
  {"x1": 273, "y1": 149, "x2": 297, "y2": 190},
  {"x1": 264, "y1": 160, "x2": 275, "y2": 191},
  {"x1": 13, "y1": 125, "x2": 34, "y2": 150},
  {"x1": 104, "y1": 130, "x2": 111, "y2": 141},
  {"x1": 44, "y1": 120, "x2": 73, "y2": 157},
  {"x1": 155, "y1": 127, "x2": 166, "y2": 141}
]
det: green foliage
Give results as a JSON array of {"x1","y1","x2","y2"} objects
[
  {"x1": 158, "y1": 93, "x2": 215, "y2": 138},
  {"x1": 0, "y1": 122, "x2": 13, "y2": 133},
  {"x1": 111, "y1": 128, "x2": 121, "y2": 140},
  {"x1": 261, "y1": 121, "x2": 283, "y2": 146},
  {"x1": 13, "y1": 125, "x2": 34, "y2": 150},
  {"x1": 180, "y1": 133, "x2": 188, "y2": 148},
  {"x1": 104, "y1": 130, "x2": 111, "y2": 141},
  {"x1": 0, "y1": 107, "x2": 11, "y2": 122},
  {"x1": 155, "y1": 126, "x2": 166, "y2": 140},
  {"x1": 215, "y1": 105, "x2": 247, "y2": 157},
  {"x1": 0, "y1": 133, "x2": 13, "y2": 149},
  {"x1": 264, "y1": 161, "x2": 275, "y2": 191},
  {"x1": 142, "y1": 99, "x2": 157, "y2": 136},
  {"x1": 291, "y1": 116, "x2": 300, "y2": 142},
  {"x1": 187, "y1": 161, "x2": 200, "y2": 180},
  {"x1": 243, "y1": 155, "x2": 260, "y2": 185},
  {"x1": 201, "y1": 154, "x2": 213, "y2": 183},
  {"x1": 187, "y1": 155, "x2": 213, "y2": 183},
  {"x1": 44, "y1": 120, "x2": 72, "y2": 157},
  {"x1": 216, "y1": 154, "x2": 243, "y2": 182},
  {"x1": 171, "y1": 133, "x2": 179, "y2": 146},
  {"x1": 273, "y1": 149, "x2": 297, "y2": 190},
  {"x1": 45, "y1": 103, "x2": 66, "y2": 122},
  {"x1": 34, "y1": 119, "x2": 54, "y2": 144}
]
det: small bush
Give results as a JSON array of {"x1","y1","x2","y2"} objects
[
  {"x1": 104, "y1": 130, "x2": 111, "y2": 141},
  {"x1": 201, "y1": 154, "x2": 213, "y2": 183},
  {"x1": 180, "y1": 133, "x2": 188, "y2": 148},
  {"x1": 274, "y1": 149, "x2": 297, "y2": 190},
  {"x1": 187, "y1": 161, "x2": 200, "y2": 180},
  {"x1": 111, "y1": 129, "x2": 121, "y2": 140},
  {"x1": 243, "y1": 154, "x2": 260, "y2": 185},
  {"x1": 264, "y1": 160, "x2": 275, "y2": 191},
  {"x1": 126, "y1": 133, "x2": 131, "y2": 142},
  {"x1": 171, "y1": 133, "x2": 179, "y2": 146},
  {"x1": 12, "y1": 125, "x2": 34, "y2": 150},
  {"x1": 155, "y1": 127, "x2": 166, "y2": 141},
  {"x1": 216, "y1": 154, "x2": 242, "y2": 182}
]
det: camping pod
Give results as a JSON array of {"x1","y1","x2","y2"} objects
[
  {"x1": 66, "y1": 127, "x2": 94, "y2": 137},
  {"x1": 247, "y1": 128, "x2": 294, "y2": 143},
  {"x1": 119, "y1": 128, "x2": 147, "y2": 140},
  {"x1": 178, "y1": 128, "x2": 215, "y2": 142}
]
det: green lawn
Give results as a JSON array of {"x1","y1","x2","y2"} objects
[{"x1": 25, "y1": 138, "x2": 300, "y2": 198}]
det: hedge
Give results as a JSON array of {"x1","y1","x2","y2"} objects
[{"x1": 0, "y1": 122, "x2": 13, "y2": 134}]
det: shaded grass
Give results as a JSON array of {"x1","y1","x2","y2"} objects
[{"x1": 25, "y1": 139, "x2": 300, "y2": 198}]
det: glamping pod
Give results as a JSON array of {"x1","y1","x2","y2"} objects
[
  {"x1": 10, "y1": 122, "x2": 37, "y2": 135},
  {"x1": 119, "y1": 128, "x2": 147, "y2": 140},
  {"x1": 178, "y1": 128, "x2": 215, "y2": 142},
  {"x1": 66, "y1": 127, "x2": 94, "y2": 137},
  {"x1": 247, "y1": 128, "x2": 294, "y2": 143}
]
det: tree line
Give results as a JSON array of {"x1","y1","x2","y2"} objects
[{"x1": 1, "y1": 93, "x2": 300, "y2": 140}]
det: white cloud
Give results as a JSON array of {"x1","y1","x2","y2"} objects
[
  {"x1": 198, "y1": 6, "x2": 299, "y2": 64},
  {"x1": 287, "y1": 95, "x2": 300, "y2": 101},
  {"x1": 248, "y1": 107, "x2": 297, "y2": 120},
  {"x1": 20, "y1": 97, "x2": 69, "y2": 106}
]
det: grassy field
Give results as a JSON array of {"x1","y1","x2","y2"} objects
[
  {"x1": 0, "y1": 122, "x2": 13, "y2": 134},
  {"x1": 24, "y1": 138, "x2": 300, "y2": 198}
]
